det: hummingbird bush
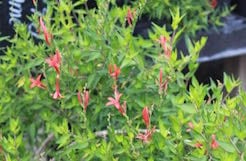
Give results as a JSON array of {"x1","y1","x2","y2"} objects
[{"x1": 0, "y1": 0, "x2": 245, "y2": 161}]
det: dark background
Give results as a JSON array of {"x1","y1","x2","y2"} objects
[{"x1": 0, "y1": 0, "x2": 46, "y2": 48}]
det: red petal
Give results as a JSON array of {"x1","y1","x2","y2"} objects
[{"x1": 142, "y1": 107, "x2": 150, "y2": 128}]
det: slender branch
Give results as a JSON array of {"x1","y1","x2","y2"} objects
[
  {"x1": 170, "y1": 29, "x2": 176, "y2": 47},
  {"x1": 240, "y1": 152, "x2": 244, "y2": 161},
  {"x1": 35, "y1": 133, "x2": 55, "y2": 157},
  {"x1": 34, "y1": 128, "x2": 162, "y2": 158},
  {"x1": 95, "y1": 129, "x2": 160, "y2": 137},
  {"x1": 230, "y1": 137, "x2": 241, "y2": 155},
  {"x1": 72, "y1": 11, "x2": 80, "y2": 26}
]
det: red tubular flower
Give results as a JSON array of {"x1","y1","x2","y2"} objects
[
  {"x1": 210, "y1": 134, "x2": 219, "y2": 149},
  {"x1": 159, "y1": 68, "x2": 163, "y2": 84},
  {"x1": 39, "y1": 17, "x2": 52, "y2": 46},
  {"x1": 108, "y1": 64, "x2": 121, "y2": 81},
  {"x1": 30, "y1": 74, "x2": 46, "y2": 89},
  {"x1": 136, "y1": 126, "x2": 155, "y2": 143},
  {"x1": 106, "y1": 87, "x2": 126, "y2": 115},
  {"x1": 52, "y1": 75, "x2": 63, "y2": 99},
  {"x1": 82, "y1": 90, "x2": 90, "y2": 110},
  {"x1": 157, "y1": 35, "x2": 171, "y2": 59},
  {"x1": 158, "y1": 36, "x2": 168, "y2": 52},
  {"x1": 46, "y1": 49, "x2": 62, "y2": 74},
  {"x1": 142, "y1": 107, "x2": 150, "y2": 128},
  {"x1": 210, "y1": 0, "x2": 218, "y2": 9},
  {"x1": 78, "y1": 90, "x2": 90, "y2": 112},
  {"x1": 54, "y1": 49, "x2": 62, "y2": 64},
  {"x1": 126, "y1": 8, "x2": 134, "y2": 26}
]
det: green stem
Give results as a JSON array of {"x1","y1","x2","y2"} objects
[{"x1": 230, "y1": 137, "x2": 241, "y2": 156}]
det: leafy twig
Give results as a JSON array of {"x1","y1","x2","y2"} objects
[{"x1": 35, "y1": 129, "x2": 162, "y2": 158}]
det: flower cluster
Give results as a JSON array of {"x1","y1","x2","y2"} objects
[
  {"x1": 46, "y1": 49, "x2": 63, "y2": 99},
  {"x1": 30, "y1": 19, "x2": 63, "y2": 100},
  {"x1": 186, "y1": 122, "x2": 219, "y2": 150},
  {"x1": 28, "y1": 3, "x2": 221, "y2": 148},
  {"x1": 106, "y1": 64, "x2": 127, "y2": 116},
  {"x1": 136, "y1": 107, "x2": 155, "y2": 143},
  {"x1": 106, "y1": 87, "x2": 126, "y2": 115},
  {"x1": 107, "y1": 65, "x2": 157, "y2": 142},
  {"x1": 46, "y1": 49, "x2": 62, "y2": 74}
]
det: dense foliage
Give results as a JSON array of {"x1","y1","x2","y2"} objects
[
  {"x1": 0, "y1": 0, "x2": 245, "y2": 161},
  {"x1": 142, "y1": 0, "x2": 231, "y2": 35}
]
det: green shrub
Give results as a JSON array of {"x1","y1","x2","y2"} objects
[
  {"x1": 142, "y1": 0, "x2": 231, "y2": 35},
  {"x1": 0, "y1": 0, "x2": 245, "y2": 160}
]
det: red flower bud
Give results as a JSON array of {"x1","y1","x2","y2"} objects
[
  {"x1": 210, "y1": 134, "x2": 219, "y2": 149},
  {"x1": 142, "y1": 107, "x2": 150, "y2": 128},
  {"x1": 126, "y1": 8, "x2": 134, "y2": 26},
  {"x1": 52, "y1": 75, "x2": 63, "y2": 99},
  {"x1": 39, "y1": 17, "x2": 52, "y2": 46}
]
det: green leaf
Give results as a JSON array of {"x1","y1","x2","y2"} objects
[
  {"x1": 88, "y1": 72, "x2": 102, "y2": 89},
  {"x1": 159, "y1": 120, "x2": 169, "y2": 138},
  {"x1": 17, "y1": 58, "x2": 44, "y2": 74},
  {"x1": 218, "y1": 141, "x2": 236, "y2": 153},
  {"x1": 0, "y1": 36, "x2": 9, "y2": 42},
  {"x1": 169, "y1": 116, "x2": 181, "y2": 132},
  {"x1": 9, "y1": 118, "x2": 20, "y2": 134},
  {"x1": 223, "y1": 73, "x2": 240, "y2": 93},
  {"x1": 15, "y1": 134, "x2": 23, "y2": 148},
  {"x1": 57, "y1": 134, "x2": 70, "y2": 149},
  {"x1": 178, "y1": 103, "x2": 196, "y2": 114},
  {"x1": 16, "y1": 76, "x2": 26, "y2": 88},
  {"x1": 68, "y1": 141, "x2": 89, "y2": 150},
  {"x1": 170, "y1": 7, "x2": 185, "y2": 31},
  {"x1": 86, "y1": 51, "x2": 101, "y2": 62}
]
